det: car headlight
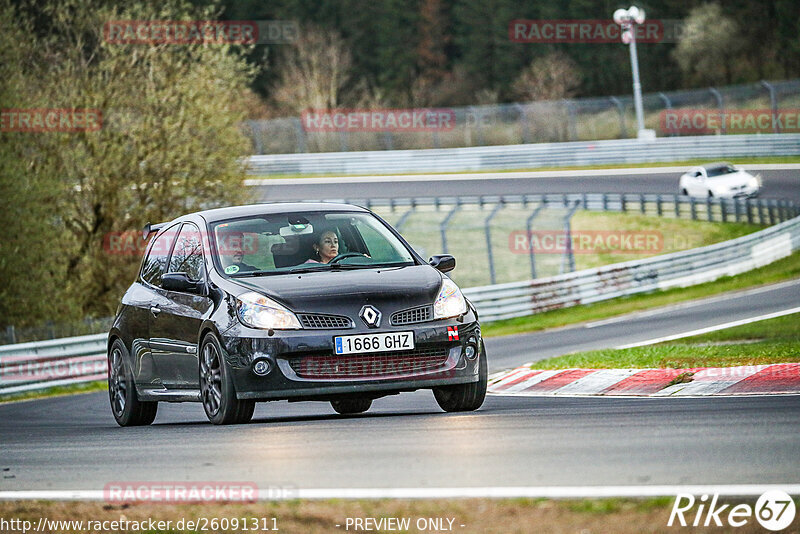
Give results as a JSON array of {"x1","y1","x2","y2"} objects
[
  {"x1": 433, "y1": 278, "x2": 467, "y2": 319},
  {"x1": 236, "y1": 291, "x2": 302, "y2": 330},
  {"x1": 748, "y1": 176, "x2": 760, "y2": 189}
]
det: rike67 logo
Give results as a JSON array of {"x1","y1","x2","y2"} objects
[{"x1": 668, "y1": 490, "x2": 796, "y2": 531}]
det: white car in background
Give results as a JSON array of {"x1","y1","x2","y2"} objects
[{"x1": 679, "y1": 162, "x2": 761, "y2": 198}]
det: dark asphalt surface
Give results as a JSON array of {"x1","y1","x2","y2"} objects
[
  {"x1": 485, "y1": 278, "x2": 800, "y2": 371},
  {"x1": 1, "y1": 281, "x2": 798, "y2": 491},
  {"x1": 254, "y1": 168, "x2": 800, "y2": 202},
  {"x1": 0, "y1": 391, "x2": 798, "y2": 490}
]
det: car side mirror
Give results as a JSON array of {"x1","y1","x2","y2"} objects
[
  {"x1": 162, "y1": 272, "x2": 204, "y2": 294},
  {"x1": 429, "y1": 254, "x2": 456, "y2": 273}
]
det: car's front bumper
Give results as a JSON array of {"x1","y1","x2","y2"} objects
[{"x1": 220, "y1": 317, "x2": 483, "y2": 401}]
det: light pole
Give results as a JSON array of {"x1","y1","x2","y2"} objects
[{"x1": 613, "y1": 6, "x2": 655, "y2": 139}]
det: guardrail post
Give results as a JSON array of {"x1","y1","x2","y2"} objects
[
  {"x1": 484, "y1": 202, "x2": 505, "y2": 284},
  {"x1": 432, "y1": 130, "x2": 441, "y2": 149},
  {"x1": 657, "y1": 194, "x2": 663, "y2": 217},
  {"x1": 246, "y1": 120, "x2": 264, "y2": 155},
  {"x1": 515, "y1": 103, "x2": 530, "y2": 144},
  {"x1": 5, "y1": 325, "x2": 15, "y2": 345},
  {"x1": 758, "y1": 200, "x2": 766, "y2": 225},
  {"x1": 526, "y1": 204, "x2": 546, "y2": 279},
  {"x1": 609, "y1": 96, "x2": 627, "y2": 138},
  {"x1": 294, "y1": 118, "x2": 307, "y2": 153},
  {"x1": 709, "y1": 87, "x2": 725, "y2": 134},
  {"x1": 720, "y1": 199, "x2": 728, "y2": 222},
  {"x1": 674, "y1": 194, "x2": 681, "y2": 218},
  {"x1": 440, "y1": 202, "x2": 462, "y2": 254},
  {"x1": 769, "y1": 200, "x2": 776, "y2": 226},
  {"x1": 339, "y1": 131, "x2": 349, "y2": 152},
  {"x1": 746, "y1": 198, "x2": 754, "y2": 224},
  {"x1": 621, "y1": 194, "x2": 627, "y2": 213},
  {"x1": 658, "y1": 92, "x2": 674, "y2": 136},
  {"x1": 395, "y1": 200, "x2": 417, "y2": 232},
  {"x1": 602, "y1": 193, "x2": 608, "y2": 211},
  {"x1": 565, "y1": 100, "x2": 577, "y2": 141},
  {"x1": 760, "y1": 81, "x2": 780, "y2": 133},
  {"x1": 469, "y1": 107, "x2": 484, "y2": 146},
  {"x1": 640, "y1": 194, "x2": 646, "y2": 214},
  {"x1": 382, "y1": 131, "x2": 394, "y2": 150},
  {"x1": 690, "y1": 197, "x2": 697, "y2": 220},
  {"x1": 560, "y1": 201, "x2": 582, "y2": 274},
  {"x1": 734, "y1": 199, "x2": 742, "y2": 222},
  {"x1": 706, "y1": 196, "x2": 714, "y2": 221}
]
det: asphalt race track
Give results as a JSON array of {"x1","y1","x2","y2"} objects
[
  {"x1": 1, "y1": 281, "x2": 798, "y2": 491},
  {"x1": 253, "y1": 167, "x2": 800, "y2": 203}
]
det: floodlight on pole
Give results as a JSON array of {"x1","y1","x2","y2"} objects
[{"x1": 613, "y1": 6, "x2": 654, "y2": 139}]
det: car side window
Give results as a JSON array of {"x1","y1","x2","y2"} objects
[
  {"x1": 168, "y1": 223, "x2": 205, "y2": 282},
  {"x1": 141, "y1": 225, "x2": 177, "y2": 287}
]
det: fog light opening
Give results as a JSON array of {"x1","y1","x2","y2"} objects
[
  {"x1": 252, "y1": 358, "x2": 272, "y2": 376},
  {"x1": 464, "y1": 344, "x2": 477, "y2": 360}
]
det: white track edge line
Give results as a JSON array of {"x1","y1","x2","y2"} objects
[
  {"x1": 615, "y1": 306, "x2": 800, "y2": 349},
  {"x1": 3, "y1": 485, "x2": 799, "y2": 500}
]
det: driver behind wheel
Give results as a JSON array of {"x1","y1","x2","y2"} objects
[{"x1": 306, "y1": 229, "x2": 339, "y2": 264}]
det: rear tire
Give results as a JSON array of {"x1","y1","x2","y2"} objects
[
  {"x1": 108, "y1": 338, "x2": 158, "y2": 427},
  {"x1": 681, "y1": 188, "x2": 689, "y2": 196},
  {"x1": 331, "y1": 398, "x2": 372, "y2": 414},
  {"x1": 200, "y1": 333, "x2": 255, "y2": 425},
  {"x1": 433, "y1": 341, "x2": 487, "y2": 412}
]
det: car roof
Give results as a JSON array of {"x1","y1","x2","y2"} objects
[
  {"x1": 701, "y1": 162, "x2": 734, "y2": 171},
  {"x1": 177, "y1": 202, "x2": 370, "y2": 224}
]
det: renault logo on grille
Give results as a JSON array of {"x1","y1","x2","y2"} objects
[{"x1": 359, "y1": 305, "x2": 382, "y2": 328}]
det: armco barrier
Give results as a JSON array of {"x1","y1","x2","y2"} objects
[
  {"x1": 247, "y1": 134, "x2": 800, "y2": 175},
  {"x1": 2, "y1": 214, "x2": 799, "y2": 395},
  {"x1": 0, "y1": 333, "x2": 107, "y2": 396},
  {"x1": 463, "y1": 214, "x2": 800, "y2": 322}
]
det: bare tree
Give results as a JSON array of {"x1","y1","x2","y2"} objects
[
  {"x1": 511, "y1": 52, "x2": 581, "y2": 102},
  {"x1": 271, "y1": 26, "x2": 355, "y2": 113},
  {"x1": 672, "y1": 3, "x2": 742, "y2": 85}
]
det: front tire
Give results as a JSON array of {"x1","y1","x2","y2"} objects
[
  {"x1": 433, "y1": 341, "x2": 487, "y2": 412},
  {"x1": 330, "y1": 398, "x2": 372, "y2": 414},
  {"x1": 108, "y1": 338, "x2": 158, "y2": 426},
  {"x1": 200, "y1": 333, "x2": 255, "y2": 425}
]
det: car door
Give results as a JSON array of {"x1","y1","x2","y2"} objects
[
  {"x1": 148, "y1": 222, "x2": 212, "y2": 389},
  {"x1": 690, "y1": 168, "x2": 707, "y2": 196},
  {"x1": 135, "y1": 224, "x2": 179, "y2": 388}
]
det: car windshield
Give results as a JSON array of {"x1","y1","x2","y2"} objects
[
  {"x1": 705, "y1": 164, "x2": 738, "y2": 177},
  {"x1": 210, "y1": 211, "x2": 416, "y2": 276}
]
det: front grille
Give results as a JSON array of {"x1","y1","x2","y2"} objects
[
  {"x1": 288, "y1": 345, "x2": 451, "y2": 379},
  {"x1": 298, "y1": 313, "x2": 353, "y2": 329},
  {"x1": 391, "y1": 305, "x2": 432, "y2": 325}
]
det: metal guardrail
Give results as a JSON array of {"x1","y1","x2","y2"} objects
[
  {"x1": 463, "y1": 214, "x2": 800, "y2": 322},
  {"x1": 0, "y1": 333, "x2": 107, "y2": 396},
  {"x1": 2, "y1": 210, "x2": 798, "y2": 396},
  {"x1": 247, "y1": 134, "x2": 800, "y2": 175},
  {"x1": 245, "y1": 79, "x2": 800, "y2": 154}
]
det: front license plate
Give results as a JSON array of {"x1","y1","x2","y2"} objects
[{"x1": 334, "y1": 331, "x2": 414, "y2": 355}]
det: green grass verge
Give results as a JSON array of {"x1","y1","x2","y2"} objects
[
  {"x1": 250, "y1": 156, "x2": 800, "y2": 179},
  {"x1": 530, "y1": 313, "x2": 800, "y2": 370},
  {"x1": 0, "y1": 380, "x2": 106, "y2": 404},
  {"x1": 482, "y1": 250, "x2": 800, "y2": 338}
]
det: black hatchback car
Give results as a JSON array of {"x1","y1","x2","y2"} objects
[{"x1": 108, "y1": 203, "x2": 487, "y2": 425}]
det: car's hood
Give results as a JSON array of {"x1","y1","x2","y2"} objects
[
  {"x1": 230, "y1": 265, "x2": 443, "y2": 314},
  {"x1": 708, "y1": 171, "x2": 755, "y2": 190}
]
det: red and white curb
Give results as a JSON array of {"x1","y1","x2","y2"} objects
[{"x1": 488, "y1": 363, "x2": 800, "y2": 397}]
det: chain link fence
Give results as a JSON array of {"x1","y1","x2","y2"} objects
[{"x1": 244, "y1": 79, "x2": 800, "y2": 154}]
